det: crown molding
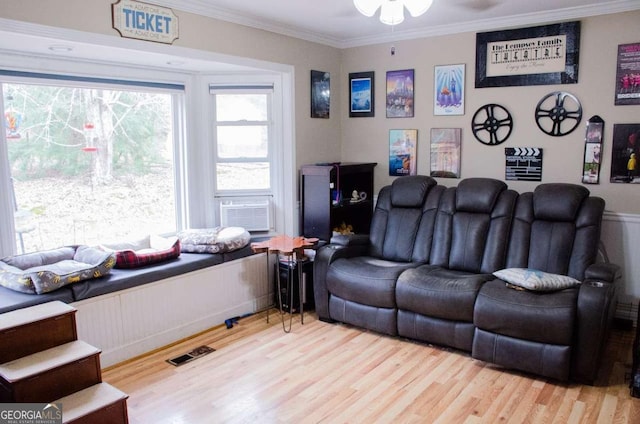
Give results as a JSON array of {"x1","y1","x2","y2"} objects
[
  {"x1": 151, "y1": 0, "x2": 344, "y2": 47},
  {"x1": 152, "y1": 0, "x2": 640, "y2": 49}
]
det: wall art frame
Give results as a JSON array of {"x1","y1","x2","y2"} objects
[
  {"x1": 434, "y1": 64, "x2": 465, "y2": 116},
  {"x1": 389, "y1": 129, "x2": 417, "y2": 176},
  {"x1": 430, "y1": 128, "x2": 461, "y2": 178},
  {"x1": 610, "y1": 123, "x2": 640, "y2": 183},
  {"x1": 475, "y1": 21, "x2": 580, "y2": 88},
  {"x1": 614, "y1": 42, "x2": 640, "y2": 106},
  {"x1": 349, "y1": 71, "x2": 375, "y2": 117},
  {"x1": 582, "y1": 115, "x2": 604, "y2": 184},
  {"x1": 310, "y1": 70, "x2": 330, "y2": 119},
  {"x1": 386, "y1": 69, "x2": 414, "y2": 118}
]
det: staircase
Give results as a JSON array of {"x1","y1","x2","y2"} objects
[{"x1": 0, "y1": 301, "x2": 129, "y2": 423}]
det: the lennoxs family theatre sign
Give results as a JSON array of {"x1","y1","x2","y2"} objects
[
  {"x1": 475, "y1": 21, "x2": 580, "y2": 88},
  {"x1": 112, "y1": 0, "x2": 179, "y2": 44}
]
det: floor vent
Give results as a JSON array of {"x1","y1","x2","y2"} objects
[{"x1": 167, "y1": 345, "x2": 215, "y2": 367}]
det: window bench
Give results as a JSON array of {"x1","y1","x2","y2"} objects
[{"x1": 0, "y1": 244, "x2": 270, "y2": 367}]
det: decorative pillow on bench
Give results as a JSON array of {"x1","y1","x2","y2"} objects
[
  {"x1": 100, "y1": 235, "x2": 181, "y2": 269},
  {"x1": 493, "y1": 268, "x2": 581, "y2": 292},
  {"x1": 0, "y1": 246, "x2": 116, "y2": 294},
  {"x1": 177, "y1": 227, "x2": 250, "y2": 254}
]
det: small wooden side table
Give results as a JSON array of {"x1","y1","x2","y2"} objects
[{"x1": 251, "y1": 235, "x2": 318, "y2": 332}]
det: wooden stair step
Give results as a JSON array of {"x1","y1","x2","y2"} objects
[
  {"x1": 0, "y1": 340, "x2": 102, "y2": 403},
  {"x1": 0, "y1": 340, "x2": 100, "y2": 381},
  {"x1": 0, "y1": 301, "x2": 78, "y2": 363},
  {"x1": 0, "y1": 301, "x2": 76, "y2": 332},
  {"x1": 57, "y1": 383, "x2": 129, "y2": 424}
]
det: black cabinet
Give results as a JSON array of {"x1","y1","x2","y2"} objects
[{"x1": 301, "y1": 162, "x2": 377, "y2": 241}]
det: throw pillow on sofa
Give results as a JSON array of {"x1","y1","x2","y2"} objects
[
  {"x1": 100, "y1": 235, "x2": 181, "y2": 269},
  {"x1": 493, "y1": 268, "x2": 581, "y2": 291},
  {"x1": 0, "y1": 245, "x2": 116, "y2": 294}
]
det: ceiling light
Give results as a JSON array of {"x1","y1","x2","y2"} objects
[{"x1": 354, "y1": 0, "x2": 433, "y2": 25}]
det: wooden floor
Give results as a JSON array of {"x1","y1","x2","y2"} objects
[{"x1": 103, "y1": 310, "x2": 640, "y2": 423}]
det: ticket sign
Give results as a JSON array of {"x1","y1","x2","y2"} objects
[{"x1": 112, "y1": 0, "x2": 179, "y2": 44}]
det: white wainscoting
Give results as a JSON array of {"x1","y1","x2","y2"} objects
[
  {"x1": 601, "y1": 212, "x2": 640, "y2": 319},
  {"x1": 72, "y1": 253, "x2": 270, "y2": 368}
]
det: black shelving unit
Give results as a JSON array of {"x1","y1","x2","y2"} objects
[{"x1": 300, "y1": 162, "x2": 377, "y2": 242}]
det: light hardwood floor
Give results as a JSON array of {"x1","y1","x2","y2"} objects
[{"x1": 103, "y1": 310, "x2": 640, "y2": 423}]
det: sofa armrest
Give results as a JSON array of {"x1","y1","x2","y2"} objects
[
  {"x1": 329, "y1": 233, "x2": 370, "y2": 246},
  {"x1": 572, "y1": 278, "x2": 619, "y2": 384},
  {"x1": 584, "y1": 262, "x2": 621, "y2": 283},
  {"x1": 313, "y1": 242, "x2": 370, "y2": 322}
]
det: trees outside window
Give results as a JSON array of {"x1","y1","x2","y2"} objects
[{"x1": 3, "y1": 82, "x2": 177, "y2": 252}]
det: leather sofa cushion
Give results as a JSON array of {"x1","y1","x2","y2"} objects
[
  {"x1": 455, "y1": 178, "x2": 507, "y2": 213},
  {"x1": 390, "y1": 175, "x2": 436, "y2": 207},
  {"x1": 474, "y1": 279, "x2": 578, "y2": 345},
  {"x1": 326, "y1": 257, "x2": 417, "y2": 308},
  {"x1": 472, "y1": 328, "x2": 571, "y2": 381},
  {"x1": 533, "y1": 183, "x2": 589, "y2": 221},
  {"x1": 329, "y1": 296, "x2": 397, "y2": 336},
  {"x1": 396, "y1": 265, "x2": 492, "y2": 322},
  {"x1": 398, "y1": 310, "x2": 475, "y2": 352}
]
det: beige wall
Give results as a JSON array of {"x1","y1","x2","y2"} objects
[
  {"x1": 341, "y1": 11, "x2": 640, "y2": 214},
  {"x1": 2, "y1": 2, "x2": 639, "y2": 214},
  {"x1": 0, "y1": 0, "x2": 344, "y2": 173}
]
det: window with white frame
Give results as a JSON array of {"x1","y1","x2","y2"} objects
[
  {"x1": 211, "y1": 85, "x2": 275, "y2": 231},
  {"x1": 0, "y1": 76, "x2": 184, "y2": 254}
]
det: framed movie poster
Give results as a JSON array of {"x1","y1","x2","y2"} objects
[
  {"x1": 349, "y1": 71, "x2": 374, "y2": 117},
  {"x1": 475, "y1": 21, "x2": 580, "y2": 88},
  {"x1": 430, "y1": 128, "x2": 461, "y2": 178},
  {"x1": 582, "y1": 115, "x2": 604, "y2": 184},
  {"x1": 610, "y1": 123, "x2": 640, "y2": 183},
  {"x1": 311, "y1": 70, "x2": 330, "y2": 118},
  {"x1": 614, "y1": 42, "x2": 640, "y2": 106},
  {"x1": 386, "y1": 69, "x2": 414, "y2": 118},
  {"x1": 434, "y1": 64, "x2": 465, "y2": 116},
  {"x1": 389, "y1": 129, "x2": 417, "y2": 176}
]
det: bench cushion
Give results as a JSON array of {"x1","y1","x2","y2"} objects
[{"x1": 70, "y1": 253, "x2": 224, "y2": 301}]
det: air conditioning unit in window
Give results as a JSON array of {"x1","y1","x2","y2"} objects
[{"x1": 220, "y1": 199, "x2": 272, "y2": 231}]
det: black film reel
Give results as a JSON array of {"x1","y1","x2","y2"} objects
[
  {"x1": 471, "y1": 104, "x2": 513, "y2": 146},
  {"x1": 535, "y1": 91, "x2": 583, "y2": 137}
]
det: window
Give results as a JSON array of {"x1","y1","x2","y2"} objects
[
  {"x1": 1, "y1": 79, "x2": 182, "y2": 253},
  {"x1": 211, "y1": 85, "x2": 276, "y2": 231},
  {"x1": 211, "y1": 88, "x2": 273, "y2": 193}
]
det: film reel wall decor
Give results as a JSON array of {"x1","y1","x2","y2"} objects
[
  {"x1": 535, "y1": 91, "x2": 583, "y2": 137},
  {"x1": 471, "y1": 103, "x2": 513, "y2": 146}
]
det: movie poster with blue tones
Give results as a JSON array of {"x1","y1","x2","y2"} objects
[
  {"x1": 389, "y1": 129, "x2": 417, "y2": 177},
  {"x1": 351, "y1": 78, "x2": 371, "y2": 113},
  {"x1": 434, "y1": 64, "x2": 465, "y2": 116}
]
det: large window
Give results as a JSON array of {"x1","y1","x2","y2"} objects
[{"x1": 2, "y1": 80, "x2": 180, "y2": 253}]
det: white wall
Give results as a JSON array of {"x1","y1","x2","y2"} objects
[{"x1": 341, "y1": 11, "x2": 640, "y2": 215}]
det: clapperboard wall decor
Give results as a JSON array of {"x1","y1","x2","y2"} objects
[{"x1": 505, "y1": 147, "x2": 543, "y2": 181}]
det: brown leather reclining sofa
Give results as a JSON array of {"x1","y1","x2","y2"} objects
[{"x1": 313, "y1": 176, "x2": 620, "y2": 384}]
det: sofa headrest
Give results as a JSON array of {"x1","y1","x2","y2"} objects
[
  {"x1": 533, "y1": 183, "x2": 590, "y2": 221},
  {"x1": 455, "y1": 178, "x2": 507, "y2": 213},
  {"x1": 391, "y1": 175, "x2": 437, "y2": 207}
]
